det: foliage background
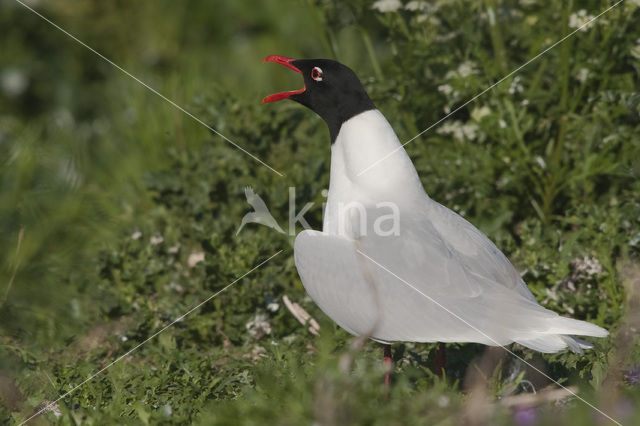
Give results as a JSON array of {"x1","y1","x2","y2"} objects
[{"x1": 1, "y1": 0, "x2": 639, "y2": 424}]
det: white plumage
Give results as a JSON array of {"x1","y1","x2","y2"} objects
[{"x1": 294, "y1": 109, "x2": 608, "y2": 353}]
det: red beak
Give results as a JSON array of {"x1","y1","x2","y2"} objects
[{"x1": 261, "y1": 55, "x2": 306, "y2": 104}]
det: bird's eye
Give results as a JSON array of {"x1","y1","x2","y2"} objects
[{"x1": 311, "y1": 67, "x2": 323, "y2": 82}]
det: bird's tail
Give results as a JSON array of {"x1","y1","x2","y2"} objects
[{"x1": 514, "y1": 317, "x2": 608, "y2": 353}]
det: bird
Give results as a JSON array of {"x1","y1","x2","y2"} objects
[
  {"x1": 236, "y1": 186, "x2": 285, "y2": 235},
  {"x1": 261, "y1": 55, "x2": 608, "y2": 385}
]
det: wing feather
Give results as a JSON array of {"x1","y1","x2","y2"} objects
[{"x1": 294, "y1": 202, "x2": 607, "y2": 350}]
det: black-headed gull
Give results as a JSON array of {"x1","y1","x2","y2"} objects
[{"x1": 262, "y1": 55, "x2": 608, "y2": 382}]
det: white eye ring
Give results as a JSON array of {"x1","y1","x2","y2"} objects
[{"x1": 311, "y1": 66, "x2": 323, "y2": 82}]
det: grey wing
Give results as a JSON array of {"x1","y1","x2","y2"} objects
[
  {"x1": 294, "y1": 204, "x2": 607, "y2": 349},
  {"x1": 426, "y1": 201, "x2": 538, "y2": 302},
  {"x1": 294, "y1": 209, "x2": 552, "y2": 345},
  {"x1": 294, "y1": 229, "x2": 495, "y2": 344}
]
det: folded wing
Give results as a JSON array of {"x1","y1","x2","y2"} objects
[{"x1": 294, "y1": 203, "x2": 607, "y2": 352}]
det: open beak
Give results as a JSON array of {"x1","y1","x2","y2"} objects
[{"x1": 261, "y1": 55, "x2": 306, "y2": 104}]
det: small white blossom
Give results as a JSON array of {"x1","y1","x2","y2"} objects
[
  {"x1": 445, "y1": 61, "x2": 478, "y2": 80},
  {"x1": 571, "y1": 256, "x2": 603, "y2": 277},
  {"x1": 437, "y1": 120, "x2": 479, "y2": 141},
  {"x1": 462, "y1": 123, "x2": 478, "y2": 140},
  {"x1": 508, "y1": 76, "x2": 523, "y2": 94},
  {"x1": 471, "y1": 106, "x2": 491, "y2": 121},
  {"x1": 1, "y1": 68, "x2": 28, "y2": 97},
  {"x1": 499, "y1": 119, "x2": 507, "y2": 128},
  {"x1": 150, "y1": 235, "x2": 164, "y2": 245},
  {"x1": 405, "y1": 1, "x2": 426, "y2": 11},
  {"x1": 437, "y1": 84, "x2": 453, "y2": 96},
  {"x1": 372, "y1": 0, "x2": 402, "y2": 13},
  {"x1": 267, "y1": 302, "x2": 280, "y2": 312},
  {"x1": 457, "y1": 61, "x2": 478, "y2": 78},
  {"x1": 246, "y1": 314, "x2": 272, "y2": 338},
  {"x1": 438, "y1": 395, "x2": 450, "y2": 407},
  {"x1": 576, "y1": 68, "x2": 589, "y2": 83},
  {"x1": 162, "y1": 405, "x2": 172, "y2": 417},
  {"x1": 131, "y1": 231, "x2": 142, "y2": 240},
  {"x1": 568, "y1": 10, "x2": 595, "y2": 31},
  {"x1": 187, "y1": 251, "x2": 205, "y2": 267}
]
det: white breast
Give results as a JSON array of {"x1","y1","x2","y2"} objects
[{"x1": 323, "y1": 109, "x2": 428, "y2": 235}]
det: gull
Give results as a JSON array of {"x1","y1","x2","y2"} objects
[{"x1": 262, "y1": 55, "x2": 608, "y2": 383}]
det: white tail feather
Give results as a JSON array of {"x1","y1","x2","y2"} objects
[
  {"x1": 514, "y1": 317, "x2": 607, "y2": 353},
  {"x1": 546, "y1": 316, "x2": 609, "y2": 337}
]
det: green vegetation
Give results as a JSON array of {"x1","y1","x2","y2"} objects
[{"x1": 1, "y1": 0, "x2": 639, "y2": 424}]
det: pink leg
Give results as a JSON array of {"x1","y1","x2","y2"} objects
[{"x1": 383, "y1": 344, "x2": 392, "y2": 390}]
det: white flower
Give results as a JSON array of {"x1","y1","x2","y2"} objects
[
  {"x1": 438, "y1": 395, "x2": 450, "y2": 407},
  {"x1": 405, "y1": 1, "x2": 426, "y2": 11},
  {"x1": 267, "y1": 302, "x2": 280, "y2": 312},
  {"x1": 437, "y1": 84, "x2": 453, "y2": 96},
  {"x1": 471, "y1": 106, "x2": 491, "y2": 121},
  {"x1": 576, "y1": 68, "x2": 589, "y2": 83},
  {"x1": 246, "y1": 314, "x2": 272, "y2": 338},
  {"x1": 508, "y1": 76, "x2": 523, "y2": 94},
  {"x1": 131, "y1": 231, "x2": 142, "y2": 240},
  {"x1": 437, "y1": 120, "x2": 478, "y2": 141},
  {"x1": 372, "y1": 0, "x2": 402, "y2": 13},
  {"x1": 568, "y1": 10, "x2": 595, "y2": 31},
  {"x1": 445, "y1": 61, "x2": 478, "y2": 80},
  {"x1": 461, "y1": 123, "x2": 479, "y2": 140},
  {"x1": 438, "y1": 121, "x2": 463, "y2": 140},
  {"x1": 457, "y1": 61, "x2": 478, "y2": 78},
  {"x1": 499, "y1": 119, "x2": 507, "y2": 128},
  {"x1": 187, "y1": 251, "x2": 205, "y2": 267},
  {"x1": 150, "y1": 235, "x2": 164, "y2": 245},
  {"x1": 1, "y1": 68, "x2": 28, "y2": 97},
  {"x1": 571, "y1": 256, "x2": 603, "y2": 277}
]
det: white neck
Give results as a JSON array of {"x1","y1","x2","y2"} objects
[{"x1": 323, "y1": 109, "x2": 428, "y2": 234}]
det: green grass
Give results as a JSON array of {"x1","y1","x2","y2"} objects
[{"x1": 1, "y1": 0, "x2": 640, "y2": 424}]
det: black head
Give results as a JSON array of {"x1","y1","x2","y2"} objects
[{"x1": 262, "y1": 55, "x2": 375, "y2": 143}]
